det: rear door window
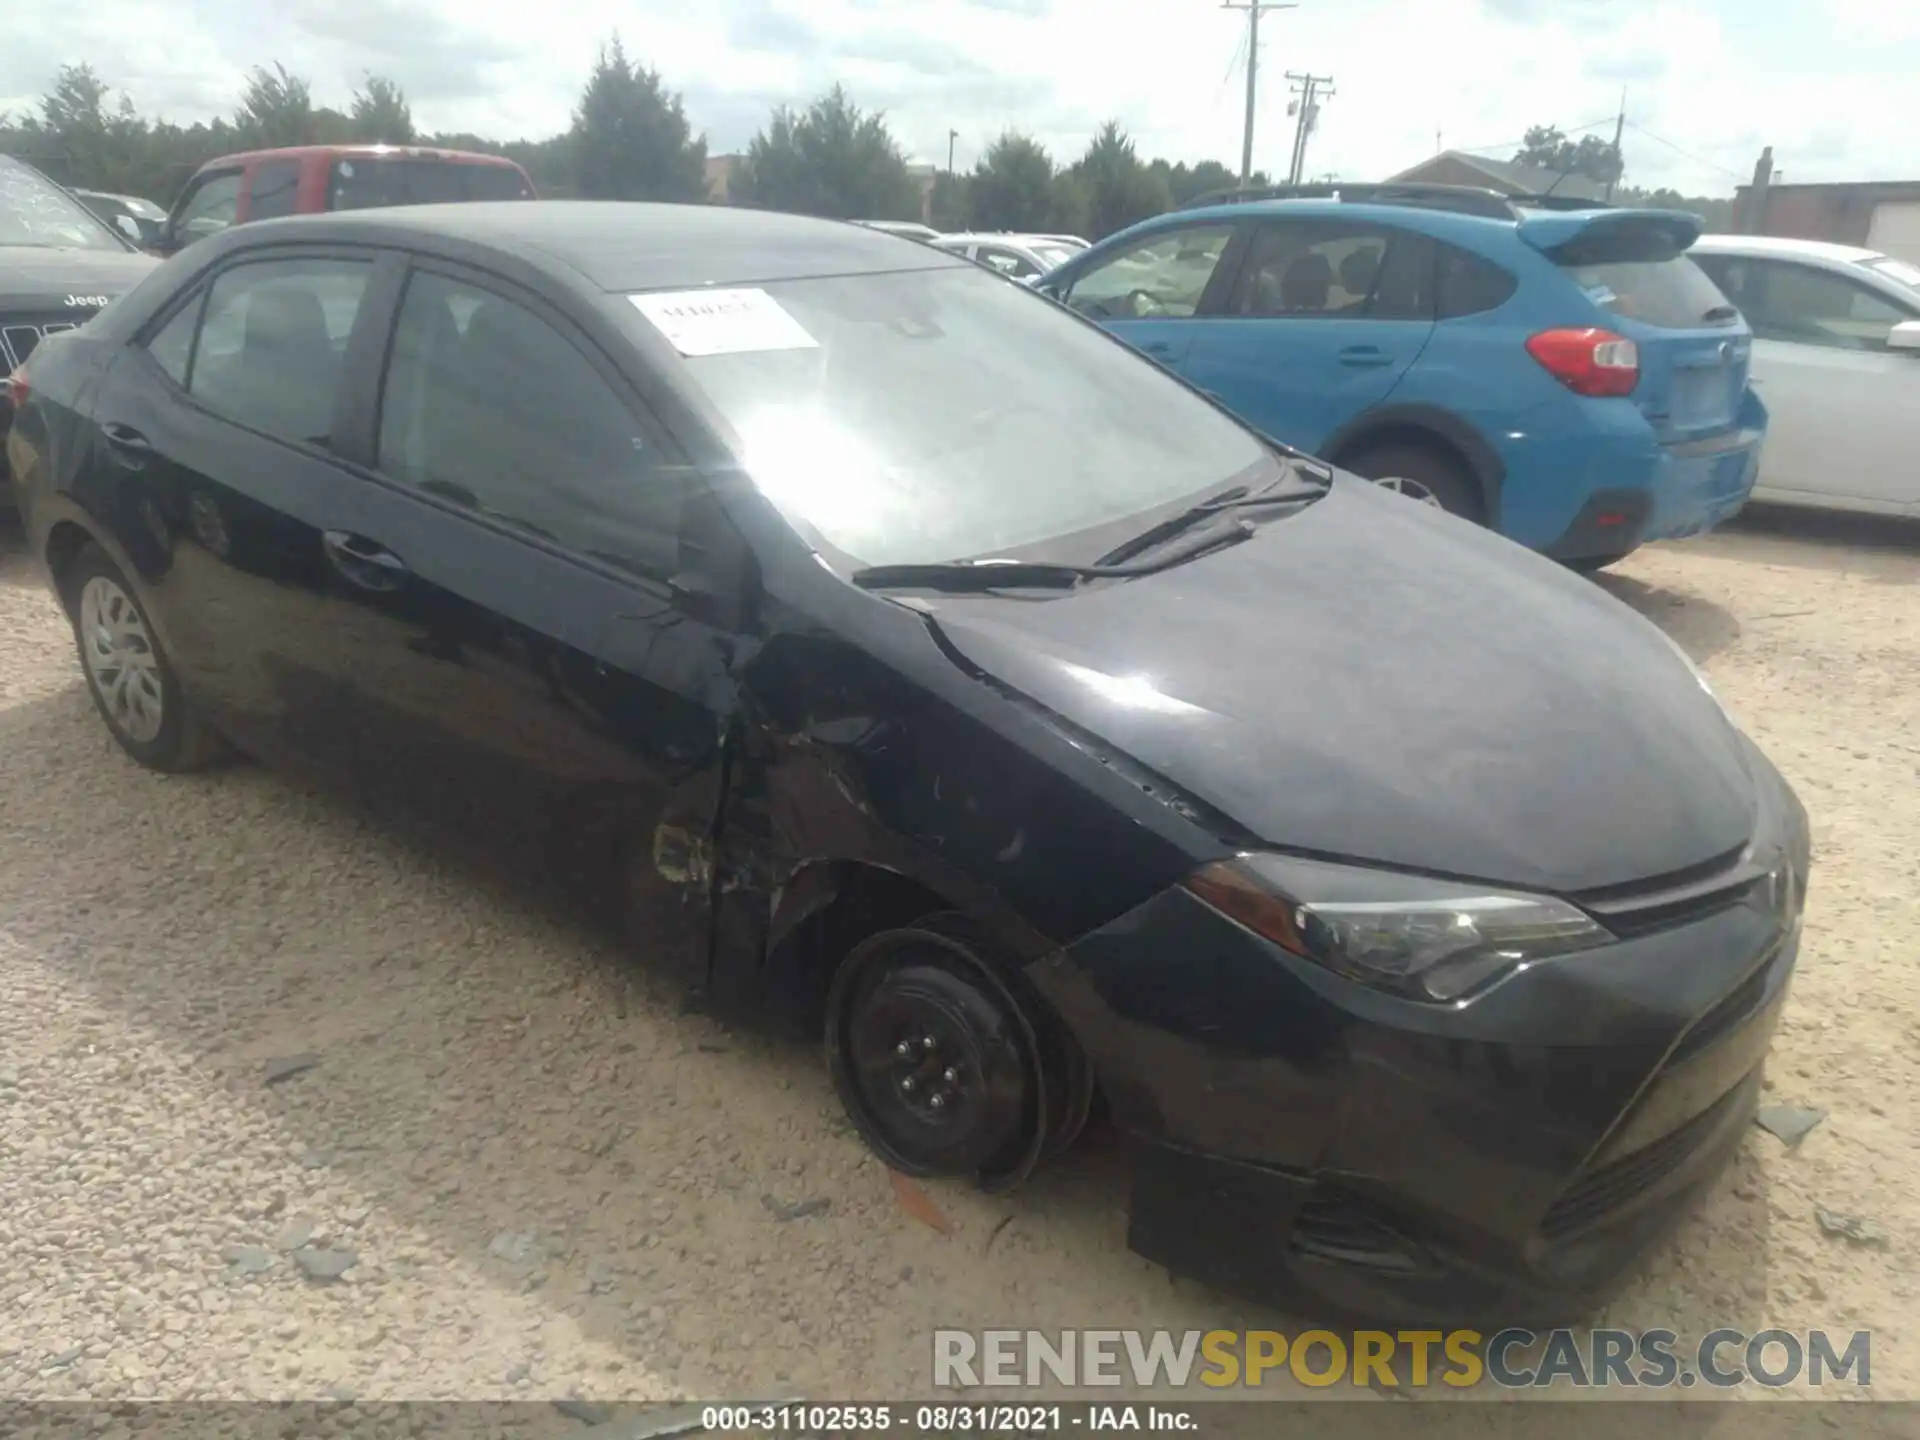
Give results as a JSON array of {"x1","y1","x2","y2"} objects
[
  {"x1": 1558, "y1": 253, "x2": 1733, "y2": 329},
  {"x1": 1231, "y1": 222, "x2": 1432, "y2": 320},
  {"x1": 328, "y1": 158, "x2": 533, "y2": 211},
  {"x1": 190, "y1": 257, "x2": 372, "y2": 447},
  {"x1": 976, "y1": 246, "x2": 1041, "y2": 279},
  {"x1": 248, "y1": 159, "x2": 303, "y2": 220}
]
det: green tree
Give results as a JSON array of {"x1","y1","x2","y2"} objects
[
  {"x1": 235, "y1": 63, "x2": 315, "y2": 148},
  {"x1": 1514, "y1": 125, "x2": 1622, "y2": 186},
  {"x1": 731, "y1": 85, "x2": 919, "y2": 221},
  {"x1": 568, "y1": 38, "x2": 707, "y2": 202},
  {"x1": 967, "y1": 132, "x2": 1055, "y2": 232},
  {"x1": 1048, "y1": 171, "x2": 1090, "y2": 236},
  {"x1": 1070, "y1": 122, "x2": 1170, "y2": 239},
  {"x1": 351, "y1": 75, "x2": 415, "y2": 144},
  {"x1": 928, "y1": 170, "x2": 969, "y2": 231}
]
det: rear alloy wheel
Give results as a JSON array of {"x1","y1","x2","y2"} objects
[
  {"x1": 826, "y1": 913, "x2": 1091, "y2": 1190},
  {"x1": 1343, "y1": 441, "x2": 1484, "y2": 524},
  {"x1": 66, "y1": 544, "x2": 224, "y2": 772}
]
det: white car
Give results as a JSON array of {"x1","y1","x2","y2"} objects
[
  {"x1": 932, "y1": 233, "x2": 1085, "y2": 281},
  {"x1": 1689, "y1": 235, "x2": 1920, "y2": 516}
]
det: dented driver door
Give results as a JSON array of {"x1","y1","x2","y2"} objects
[{"x1": 334, "y1": 258, "x2": 735, "y2": 986}]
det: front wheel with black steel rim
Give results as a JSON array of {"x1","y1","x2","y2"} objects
[
  {"x1": 1342, "y1": 440, "x2": 1484, "y2": 524},
  {"x1": 826, "y1": 912, "x2": 1091, "y2": 1191},
  {"x1": 65, "y1": 544, "x2": 224, "y2": 772}
]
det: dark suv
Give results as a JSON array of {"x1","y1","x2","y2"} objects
[{"x1": 1, "y1": 154, "x2": 159, "y2": 503}]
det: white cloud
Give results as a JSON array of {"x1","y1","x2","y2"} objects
[{"x1": 4, "y1": 0, "x2": 1915, "y2": 198}]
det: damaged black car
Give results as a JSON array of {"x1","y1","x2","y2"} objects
[{"x1": 5, "y1": 202, "x2": 1808, "y2": 1324}]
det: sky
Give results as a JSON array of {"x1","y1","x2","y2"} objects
[{"x1": 5, "y1": 0, "x2": 1916, "y2": 198}]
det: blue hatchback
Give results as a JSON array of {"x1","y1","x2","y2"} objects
[{"x1": 1036, "y1": 186, "x2": 1766, "y2": 566}]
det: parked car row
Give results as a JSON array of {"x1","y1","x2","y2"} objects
[
  {"x1": 851, "y1": 219, "x2": 1092, "y2": 280},
  {"x1": 8, "y1": 198, "x2": 1809, "y2": 1326}
]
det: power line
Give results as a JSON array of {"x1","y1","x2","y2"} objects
[
  {"x1": 1217, "y1": 29, "x2": 1248, "y2": 98},
  {"x1": 1451, "y1": 114, "x2": 1618, "y2": 159},
  {"x1": 1622, "y1": 119, "x2": 1748, "y2": 181}
]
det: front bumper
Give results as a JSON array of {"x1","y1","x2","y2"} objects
[{"x1": 1030, "y1": 757, "x2": 1807, "y2": 1325}]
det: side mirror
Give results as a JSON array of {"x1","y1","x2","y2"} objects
[{"x1": 1888, "y1": 319, "x2": 1920, "y2": 353}]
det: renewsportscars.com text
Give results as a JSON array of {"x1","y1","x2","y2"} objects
[{"x1": 933, "y1": 1328, "x2": 1872, "y2": 1390}]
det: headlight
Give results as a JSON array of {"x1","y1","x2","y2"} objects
[{"x1": 1184, "y1": 854, "x2": 1613, "y2": 1002}]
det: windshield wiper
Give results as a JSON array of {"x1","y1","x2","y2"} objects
[
  {"x1": 1091, "y1": 477, "x2": 1319, "y2": 568},
  {"x1": 854, "y1": 517, "x2": 1257, "y2": 593}
]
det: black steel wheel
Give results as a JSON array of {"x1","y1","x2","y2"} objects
[{"x1": 826, "y1": 912, "x2": 1091, "y2": 1189}]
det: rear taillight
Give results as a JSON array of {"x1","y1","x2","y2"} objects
[{"x1": 1526, "y1": 327, "x2": 1639, "y2": 397}]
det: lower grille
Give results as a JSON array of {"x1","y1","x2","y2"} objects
[
  {"x1": 1540, "y1": 1083, "x2": 1746, "y2": 1240},
  {"x1": 1670, "y1": 962, "x2": 1771, "y2": 1063},
  {"x1": 1290, "y1": 1192, "x2": 1431, "y2": 1274},
  {"x1": 1, "y1": 314, "x2": 87, "y2": 370}
]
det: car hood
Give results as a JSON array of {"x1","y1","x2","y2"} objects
[
  {"x1": 0, "y1": 246, "x2": 159, "y2": 311},
  {"x1": 924, "y1": 477, "x2": 1757, "y2": 895}
]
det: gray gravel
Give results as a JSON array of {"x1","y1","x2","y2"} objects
[{"x1": 3, "y1": 509, "x2": 1919, "y2": 1401}]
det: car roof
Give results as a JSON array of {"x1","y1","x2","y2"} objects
[
  {"x1": 239, "y1": 201, "x2": 970, "y2": 292},
  {"x1": 939, "y1": 233, "x2": 1064, "y2": 247},
  {"x1": 1690, "y1": 233, "x2": 1888, "y2": 265},
  {"x1": 1130, "y1": 196, "x2": 1525, "y2": 248},
  {"x1": 196, "y1": 144, "x2": 524, "y2": 171}
]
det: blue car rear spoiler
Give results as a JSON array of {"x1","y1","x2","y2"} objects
[{"x1": 1516, "y1": 208, "x2": 1703, "y2": 266}]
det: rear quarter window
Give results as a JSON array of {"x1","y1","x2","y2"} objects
[
  {"x1": 1558, "y1": 254, "x2": 1734, "y2": 329},
  {"x1": 1436, "y1": 244, "x2": 1517, "y2": 318}
]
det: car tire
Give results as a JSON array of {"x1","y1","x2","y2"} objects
[
  {"x1": 1342, "y1": 440, "x2": 1485, "y2": 523},
  {"x1": 1564, "y1": 550, "x2": 1638, "y2": 575},
  {"x1": 825, "y1": 912, "x2": 1091, "y2": 1191},
  {"x1": 64, "y1": 544, "x2": 225, "y2": 773}
]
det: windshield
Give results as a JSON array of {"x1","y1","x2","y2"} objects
[
  {"x1": 1030, "y1": 243, "x2": 1077, "y2": 269},
  {"x1": 1864, "y1": 256, "x2": 1920, "y2": 293},
  {"x1": 328, "y1": 157, "x2": 533, "y2": 210},
  {"x1": 646, "y1": 265, "x2": 1278, "y2": 569},
  {"x1": 0, "y1": 156, "x2": 129, "y2": 252}
]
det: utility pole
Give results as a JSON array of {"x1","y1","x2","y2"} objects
[
  {"x1": 1284, "y1": 72, "x2": 1334, "y2": 184},
  {"x1": 1603, "y1": 88, "x2": 1625, "y2": 201},
  {"x1": 947, "y1": 129, "x2": 958, "y2": 178},
  {"x1": 1742, "y1": 145, "x2": 1774, "y2": 234},
  {"x1": 1222, "y1": 0, "x2": 1298, "y2": 187}
]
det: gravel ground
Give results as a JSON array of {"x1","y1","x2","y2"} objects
[{"x1": 2, "y1": 508, "x2": 1917, "y2": 1410}]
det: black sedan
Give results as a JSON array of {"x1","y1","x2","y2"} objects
[{"x1": 4, "y1": 202, "x2": 1808, "y2": 1323}]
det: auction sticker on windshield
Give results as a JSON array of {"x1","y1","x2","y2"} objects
[{"x1": 630, "y1": 287, "x2": 818, "y2": 356}]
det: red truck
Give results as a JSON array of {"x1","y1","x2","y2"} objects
[{"x1": 158, "y1": 144, "x2": 535, "y2": 251}]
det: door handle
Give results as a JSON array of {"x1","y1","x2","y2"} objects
[
  {"x1": 100, "y1": 422, "x2": 152, "y2": 466},
  {"x1": 322, "y1": 530, "x2": 409, "y2": 592},
  {"x1": 102, "y1": 422, "x2": 153, "y2": 452},
  {"x1": 1139, "y1": 340, "x2": 1174, "y2": 355},
  {"x1": 1337, "y1": 346, "x2": 1395, "y2": 369}
]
